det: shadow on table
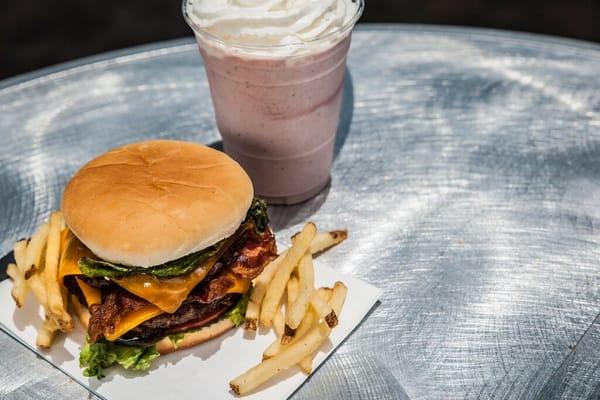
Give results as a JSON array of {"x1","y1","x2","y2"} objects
[
  {"x1": 268, "y1": 182, "x2": 331, "y2": 231},
  {"x1": 334, "y1": 67, "x2": 354, "y2": 161}
]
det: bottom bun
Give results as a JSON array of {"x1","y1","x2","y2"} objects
[{"x1": 155, "y1": 318, "x2": 235, "y2": 354}]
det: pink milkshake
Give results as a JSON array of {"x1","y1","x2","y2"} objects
[{"x1": 183, "y1": 0, "x2": 363, "y2": 204}]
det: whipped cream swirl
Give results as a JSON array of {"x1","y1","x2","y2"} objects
[{"x1": 186, "y1": 0, "x2": 360, "y2": 47}]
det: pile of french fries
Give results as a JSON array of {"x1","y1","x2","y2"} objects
[
  {"x1": 6, "y1": 211, "x2": 74, "y2": 348},
  {"x1": 231, "y1": 223, "x2": 348, "y2": 396}
]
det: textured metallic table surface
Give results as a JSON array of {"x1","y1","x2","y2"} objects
[{"x1": 1, "y1": 24, "x2": 600, "y2": 400}]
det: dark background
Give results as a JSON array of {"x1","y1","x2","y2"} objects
[{"x1": 2, "y1": 0, "x2": 599, "y2": 80}]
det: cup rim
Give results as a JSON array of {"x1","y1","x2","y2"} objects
[{"x1": 182, "y1": 0, "x2": 364, "y2": 53}]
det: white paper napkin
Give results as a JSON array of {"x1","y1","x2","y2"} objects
[{"x1": 0, "y1": 265, "x2": 380, "y2": 400}]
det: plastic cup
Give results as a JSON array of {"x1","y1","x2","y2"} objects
[{"x1": 183, "y1": 1, "x2": 364, "y2": 204}]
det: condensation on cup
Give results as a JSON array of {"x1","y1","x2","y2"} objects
[{"x1": 183, "y1": 0, "x2": 364, "y2": 204}]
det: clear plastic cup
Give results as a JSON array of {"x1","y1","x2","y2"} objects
[{"x1": 183, "y1": 1, "x2": 364, "y2": 204}]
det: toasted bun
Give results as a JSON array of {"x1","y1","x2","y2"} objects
[
  {"x1": 61, "y1": 140, "x2": 253, "y2": 267},
  {"x1": 155, "y1": 318, "x2": 235, "y2": 354}
]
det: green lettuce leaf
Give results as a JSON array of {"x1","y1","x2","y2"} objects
[
  {"x1": 78, "y1": 240, "x2": 224, "y2": 279},
  {"x1": 225, "y1": 291, "x2": 250, "y2": 327},
  {"x1": 247, "y1": 198, "x2": 269, "y2": 234},
  {"x1": 80, "y1": 338, "x2": 160, "y2": 379},
  {"x1": 77, "y1": 198, "x2": 270, "y2": 279}
]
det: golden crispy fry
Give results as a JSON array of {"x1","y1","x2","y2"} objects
[
  {"x1": 71, "y1": 295, "x2": 90, "y2": 329},
  {"x1": 309, "y1": 290, "x2": 338, "y2": 328},
  {"x1": 13, "y1": 240, "x2": 30, "y2": 307},
  {"x1": 262, "y1": 336, "x2": 281, "y2": 360},
  {"x1": 235, "y1": 226, "x2": 348, "y2": 393},
  {"x1": 244, "y1": 301, "x2": 259, "y2": 331},
  {"x1": 13, "y1": 240, "x2": 28, "y2": 274},
  {"x1": 309, "y1": 230, "x2": 348, "y2": 255},
  {"x1": 286, "y1": 275, "x2": 299, "y2": 306},
  {"x1": 44, "y1": 212, "x2": 72, "y2": 332},
  {"x1": 285, "y1": 254, "x2": 315, "y2": 331},
  {"x1": 24, "y1": 223, "x2": 49, "y2": 279},
  {"x1": 263, "y1": 305, "x2": 317, "y2": 360},
  {"x1": 282, "y1": 276, "x2": 300, "y2": 341},
  {"x1": 317, "y1": 287, "x2": 333, "y2": 300},
  {"x1": 15, "y1": 237, "x2": 48, "y2": 311},
  {"x1": 230, "y1": 318, "x2": 330, "y2": 395},
  {"x1": 298, "y1": 282, "x2": 347, "y2": 373},
  {"x1": 272, "y1": 305, "x2": 285, "y2": 338},
  {"x1": 36, "y1": 317, "x2": 59, "y2": 348},
  {"x1": 260, "y1": 223, "x2": 316, "y2": 328},
  {"x1": 244, "y1": 250, "x2": 288, "y2": 330},
  {"x1": 25, "y1": 251, "x2": 57, "y2": 327},
  {"x1": 7, "y1": 263, "x2": 26, "y2": 308}
]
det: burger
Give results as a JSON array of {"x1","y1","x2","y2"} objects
[{"x1": 57, "y1": 140, "x2": 276, "y2": 377}]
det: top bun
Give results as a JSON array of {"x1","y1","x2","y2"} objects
[{"x1": 61, "y1": 140, "x2": 253, "y2": 267}]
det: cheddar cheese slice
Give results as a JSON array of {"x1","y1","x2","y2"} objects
[{"x1": 57, "y1": 229, "x2": 251, "y2": 340}]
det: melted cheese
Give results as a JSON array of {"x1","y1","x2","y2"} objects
[
  {"x1": 58, "y1": 230, "x2": 95, "y2": 282},
  {"x1": 104, "y1": 305, "x2": 164, "y2": 342},
  {"x1": 113, "y1": 263, "x2": 215, "y2": 314},
  {"x1": 75, "y1": 278, "x2": 101, "y2": 306},
  {"x1": 57, "y1": 229, "x2": 252, "y2": 340},
  {"x1": 58, "y1": 229, "x2": 238, "y2": 313}
]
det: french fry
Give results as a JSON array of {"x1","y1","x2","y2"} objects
[
  {"x1": 44, "y1": 212, "x2": 72, "y2": 332},
  {"x1": 13, "y1": 240, "x2": 28, "y2": 274},
  {"x1": 294, "y1": 289, "x2": 334, "y2": 342},
  {"x1": 36, "y1": 317, "x2": 59, "y2": 348},
  {"x1": 71, "y1": 295, "x2": 90, "y2": 328},
  {"x1": 245, "y1": 226, "x2": 346, "y2": 331},
  {"x1": 13, "y1": 239, "x2": 30, "y2": 306},
  {"x1": 282, "y1": 275, "x2": 303, "y2": 342},
  {"x1": 7, "y1": 263, "x2": 26, "y2": 308},
  {"x1": 27, "y1": 274, "x2": 48, "y2": 308},
  {"x1": 298, "y1": 282, "x2": 347, "y2": 374},
  {"x1": 244, "y1": 250, "x2": 288, "y2": 330},
  {"x1": 24, "y1": 223, "x2": 49, "y2": 279},
  {"x1": 309, "y1": 230, "x2": 348, "y2": 255},
  {"x1": 260, "y1": 223, "x2": 316, "y2": 327},
  {"x1": 293, "y1": 288, "x2": 333, "y2": 344},
  {"x1": 263, "y1": 287, "x2": 334, "y2": 361},
  {"x1": 263, "y1": 304, "x2": 317, "y2": 360},
  {"x1": 317, "y1": 287, "x2": 333, "y2": 300},
  {"x1": 286, "y1": 275, "x2": 299, "y2": 306},
  {"x1": 230, "y1": 318, "x2": 330, "y2": 395},
  {"x1": 244, "y1": 301, "x2": 260, "y2": 331},
  {"x1": 24, "y1": 250, "x2": 58, "y2": 331},
  {"x1": 310, "y1": 290, "x2": 338, "y2": 328},
  {"x1": 285, "y1": 254, "x2": 315, "y2": 332},
  {"x1": 272, "y1": 306, "x2": 285, "y2": 338},
  {"x1": 262, "y1": 342, "x2": 278, "y2": 360}
]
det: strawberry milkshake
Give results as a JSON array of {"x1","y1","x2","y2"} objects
[{"x1": 183, "y1": 0, "x2": 363, "y2": 204}]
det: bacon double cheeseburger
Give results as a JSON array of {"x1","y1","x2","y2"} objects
[{"x1": 58, "y1": 140, "x2": 276, "y2": 377}]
